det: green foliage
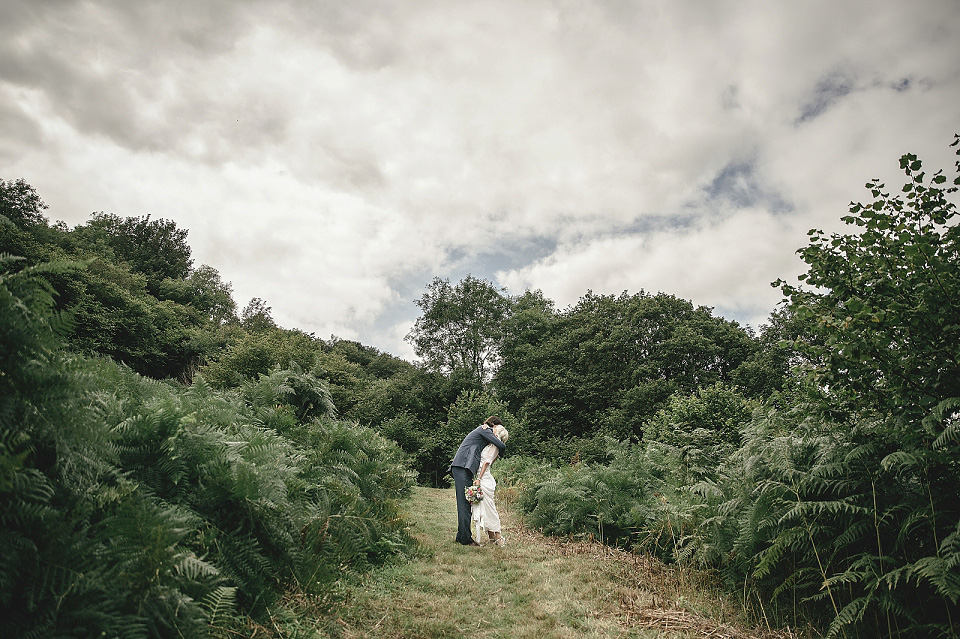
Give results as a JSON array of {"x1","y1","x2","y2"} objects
[
  {"x1": 378, "y1": 411, "x2": 431, "y2": 459},
  {"x1": 500, "y1": 439, "x2": 693, "y2": 555},
  {"x1": 780, "y1": 136, "x2": 960, "y2": 424},
  {"x1": 242, "y1": 361, "x2": 338, "y2": 425},
  {"x1": 1, "y1": 253, "x2": 415, "y2": 637},
  {"x1": 768, "y1": 136, "x2": 960, "y2": 637},
  {"x1": 407, "y1": 275, "x2": 511, "y2": 385},
  {"x1": 239, "y1": 297, "x2": 277, "y2": 333},
  {"x1": 643, "y1": 383, "x2": 756, "y2": 483},
  {"x1": 201, "y1": 329, "x2": 322, "y2": 387},
  {"x1": 0, "y1": 181, "x2": 239, "y2": 381},
  {"x1": 350, "y1": 366, "x2": 479, "y2": 483},
  {"x1": 1, "y1": 255, "x2": 213, "y2": 637},
  {"x1": 729, "y1": 306, "x2": 812, "y2": 400},
  {"x1": 495, "y1": 290, "x2": 758, "y2": 440},
  {"x1": 411, "y1": 390, "x2": 527, "y2": 486},
  {"x1": 73, "y1": 212, "x2": 193, "y2": 290},
  {"x1": 65, "y1": 257, "x2": 213, "y2": 379},
  {"x1": 328, "y1": 338, "x2": 407, "y2": 379},
  {"x1": 348, "y1": 364, "x2": 471, "y2": 431},
  {"x1": 507, "y1": 138, "x2": 960, "y2": 638},
  {"x1": 157, "y1": 264, "x2": 237, "y2": 326},
  {"x1": 532, "y1": 433, "x2": 613, "y2": 466},
  {"x1": 0, "y1": 178, "x2": 48, "y2": 229}
]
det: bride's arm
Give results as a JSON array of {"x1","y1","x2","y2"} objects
[{"x1": 476, "y1": 461, "x2": 490, "y2": 482}]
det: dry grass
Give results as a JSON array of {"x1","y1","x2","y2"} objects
[{"x1": 309, "y1": 487, "x2": 808, "y2": 639}]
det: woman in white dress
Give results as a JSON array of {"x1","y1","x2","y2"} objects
[{"x1": 471, "y1": 424, "x2": 509, "y2": 546}]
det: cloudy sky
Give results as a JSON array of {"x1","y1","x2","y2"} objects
[{"x1": 2, "y1": 1, "x2": 958, "y2": 359}]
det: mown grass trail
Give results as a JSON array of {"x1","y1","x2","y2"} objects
[{"x1": 322, "y1": 487, "x2": 791, "y2": 639}]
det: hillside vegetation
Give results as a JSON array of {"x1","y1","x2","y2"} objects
[{"x1": 1, "y1": 136, "x2": 958, "y2": 637}]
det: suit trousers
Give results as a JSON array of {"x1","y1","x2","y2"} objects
[{"x1": 451, "y1": 465, "x2": 475, "y2": 545}]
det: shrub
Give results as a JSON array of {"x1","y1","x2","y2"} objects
[{"x1": 0, "y1": 254, "x2": 416, "y2": 637}]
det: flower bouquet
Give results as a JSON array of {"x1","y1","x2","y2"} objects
[{"x1": 465, "y1": 482, "x2": 484, "y2": 504}]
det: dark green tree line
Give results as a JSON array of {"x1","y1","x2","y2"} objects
[{"x1": 494, "y1": 289, "x2": 759, "y2": 442}]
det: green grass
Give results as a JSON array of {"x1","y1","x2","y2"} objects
[{"x1": 285, "y1": 486, "x2": 798, "y2": 639}]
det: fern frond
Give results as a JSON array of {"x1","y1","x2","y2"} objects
[
  {"x1": 175, "y1": 554, "x2": 220, "y2": 582},
  {"x1": 880, "y1": 450, "x2": 921, "y2": 473},
  {"x1": 200, "y1": 585, "x2": 237, "y2": 626},
  {"x1": 826, "y1": 597, "x2": 869, "y2": 639}
]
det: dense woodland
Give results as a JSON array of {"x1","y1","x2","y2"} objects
[{"x1": 2, "y1": 136, "x2": 959, "y2": 638}]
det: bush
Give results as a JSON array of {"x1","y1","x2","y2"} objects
[
  {"x1": 643, "y1": 383, "x2": 756, "y2": 483},
  {"x1": 0, "y1": 255, "x2": 416, "y2": 637}
]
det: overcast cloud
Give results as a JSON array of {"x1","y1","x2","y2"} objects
[{"x1": 2, "y1": 0, "x2": 958, "y2": 359}]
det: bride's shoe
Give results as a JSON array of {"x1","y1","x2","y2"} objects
[{"x1": 494, "y1": 537, "x2": 505, "y2": 547}]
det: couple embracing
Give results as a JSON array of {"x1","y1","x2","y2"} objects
[{"x1": 449, "y1": 416, "x2": 510, "y2": 547}]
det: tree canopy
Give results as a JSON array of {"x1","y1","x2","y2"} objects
[
  {"x1": 406, "y1": 275, "x2": 511, "y2": 385},
  {"x1": 494, "y1": 290, "x2": 758, "y2": 439}
]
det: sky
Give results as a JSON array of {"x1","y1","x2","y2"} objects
[{"x1": 2, "y1": 1, "x2": 958, "y2": 360}]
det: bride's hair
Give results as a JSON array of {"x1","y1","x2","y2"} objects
[{"x1": 493, "y1": 424, "x2": 509, "y2": 443}]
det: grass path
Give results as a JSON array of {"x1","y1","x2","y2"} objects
[{"x1": 321, "y1": 487, "x2": 789, "y2": 639}]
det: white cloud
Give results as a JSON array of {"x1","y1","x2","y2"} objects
[
  {"x1": 498, "y1": 205, "x2": 800, "y2": 321},
  {"x1": 2, "y1": 0, "x2": 958, "y2": 356}
]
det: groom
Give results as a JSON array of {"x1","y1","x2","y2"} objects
[{"x1": 449, "y1": 416, "x2": 506, "y2": 546}]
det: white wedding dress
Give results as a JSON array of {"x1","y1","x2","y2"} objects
[{"x1": 471, "y1": 443, "x2": 502, "y2": 541}]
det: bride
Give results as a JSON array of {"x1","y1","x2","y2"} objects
[{"x1": 471, "y1": 424, "x2": 509, "y2": 546}]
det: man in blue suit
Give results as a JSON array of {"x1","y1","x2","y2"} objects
[{"x1": 449, "y1": 416, "x2": 506, "y2": 545}]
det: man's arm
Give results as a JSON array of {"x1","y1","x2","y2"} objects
[{"x1": 479, "y1": 427, "x2": 505, "y2": 454}]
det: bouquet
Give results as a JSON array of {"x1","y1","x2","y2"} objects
[{"x1": 465, "y1": 482, "x2": 484, "y2": 504}]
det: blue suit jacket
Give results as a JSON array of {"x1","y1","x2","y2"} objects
[{"x1": 449, "y1": 426, "x2": 505, "y2": 475}]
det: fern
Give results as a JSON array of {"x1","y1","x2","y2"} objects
[
  {"x1": 1, "y1": 250, "x2": 418, "y2": 635},
  {"x1": 200, "y1": 585, "x2": 237, "y2": 627},
  {"x1": 930, "y1": 397, "x2": 960, "y2": 449}
]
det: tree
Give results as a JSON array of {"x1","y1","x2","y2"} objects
[
  {"x1": 406, "y1": 275, "x2": 511, "y2": 385},
  {"x1": 0, "y1": 178, "x2": 47, "y2": 229},
  {"x1": 728, "y1": 306, "x2": 816, "y2": 401},
  {"x1": 74, "y1": 213, "x2": 193, "y2": 290},
  {"x1": 158, "y1": 264, "x2": 237, "y2": 326},
  {"x1": 494, "y1": 290, "x2": 757, "y2": 439},
  {"x1": 642, "y1": 382, "x2": 755, "y2": 483},
  {"x1": 770, "y1": 135, "x2": 960, "y2": 637},
  {"x1": 779, "y1": 135, "x2": 960, "y2": 424},
  {"x1": 240, "y1": 297, "x2": 276, "y2": 333},
  {"x1": 327, "y1": 338, "x2": 407, "y2": 379}
]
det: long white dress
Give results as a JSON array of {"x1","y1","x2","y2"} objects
[{"x1": 471, "y1": 443, "x2": 502, "y2": 538}]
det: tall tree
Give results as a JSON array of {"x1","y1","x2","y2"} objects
[
  {"x1": 158, "y1": 264, "x2": 237, "y2": 326},
  {"x1": 240, "y1": 297, "x2": 276, "y2": 333},
  {"x1": 406, "y1": 275, "x2": 511, "y2": 385},
  {"x1": 494, "y1": 290, "x2": 757, "y2": 439},
  {"x1": 0, "y1": 178, "x2": 48, "y2": 229},
  {"x1": 74, "y1": 213, "x2": 193, "y2": 290},
  {"x1": 770, "y1": 136, "x2": 960, "y2": 637}
]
